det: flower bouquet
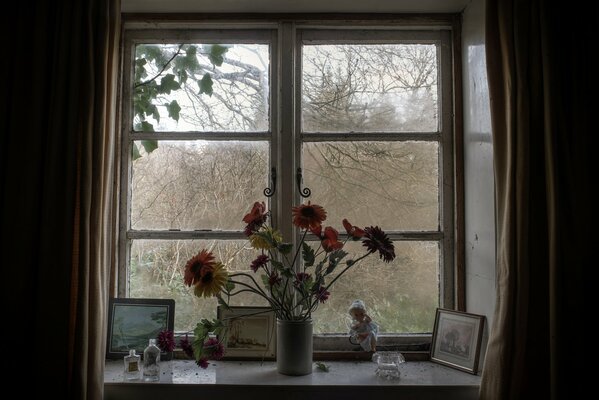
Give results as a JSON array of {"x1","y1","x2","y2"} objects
[{"x1": 181, "y1": 201, "x2": 395, "y2": 368}]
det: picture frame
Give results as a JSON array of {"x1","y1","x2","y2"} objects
[
  {"x1": 430, "y1": 308, "x2": 485, "y2": 374},
  {"x1": 217, "y1": 306, "x2": 276, "y2": 360},
  {"x1": 106, "y1": 298, "x2": 175, "y2": 360}
]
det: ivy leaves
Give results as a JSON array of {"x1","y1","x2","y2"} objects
[{"x1": 131, "y1": 44, "x2": 229, "y2": 160}]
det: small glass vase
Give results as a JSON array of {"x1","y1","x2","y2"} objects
[
  {"x1": 143, "y1": 339, "x2": 161, "y2": 382},
  {"x1": 372, "y1": 351, "x2": 405, "y2": 380}
]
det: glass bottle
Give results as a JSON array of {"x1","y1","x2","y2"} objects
[
  {"x1": 124, "y1": 349, "x2": 141, "y2": 380},
  {"x1": 143, "y1": 339, "x2": 161, "y2": 382}
]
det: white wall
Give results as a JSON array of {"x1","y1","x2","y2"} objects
[{"x1": 461, "y1": 0, "x2": 496, "y2": 334}]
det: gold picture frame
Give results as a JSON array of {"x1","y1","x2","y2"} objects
[
  {"x1": 430, "y1": 308, "x2": 485, "y2": 374},
  {"x1": 217, "y1": 306, "x2": 276, "y2": 360}
]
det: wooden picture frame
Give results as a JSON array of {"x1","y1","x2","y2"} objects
[
  {"x1": 106, "y1": 298, "x2": 175, "y2": 360},
  {"x1": 430, "y1": 308, "x2": 485, "y2": 374},
  {"x1": 217, "y1": 306, "x2": 276, "y2": 360}
]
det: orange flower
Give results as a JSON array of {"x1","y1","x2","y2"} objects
[
  {"x1": 342, "y1": 218, "x2": 365, "y2": 239},
  {"x1": 184, "y1": 250, "x2": 216, "y2": 287},
  {"x1": 292, "y1": 202, "x2": 327, "y2": 230},
  {"x1": 321, "y1": 226, "x2": 344, "y2": 252}
]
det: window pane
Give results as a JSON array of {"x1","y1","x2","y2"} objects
[
  {"x1": 303, "y1": 141, "x2": 439, "y2": 231},
  {"x1": 302, "y1": 44, "x2": 438, "y2": 132},
  {"x1": 311, "y1": 241, "x2": 439, "y2": 334},
  {"x1": 130, "y1": 239, "x2": 266, "y2": 332},
  {"x1": 134, "y1": 44, "x2": 269, "y2": 132},
  {"x1": 131, "y1": 141, "x2": 269, "y2": 230}
]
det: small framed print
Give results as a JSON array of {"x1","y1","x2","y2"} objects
[
  {"x1": 430, "y1": 308, "x2": 485, "y2": 374},
  {"x1": 217, "y1": 306, "x2": 276, "y2": 360},
  {"x1": 106, "y1": 298, "x2": 175, "y2": 360}
]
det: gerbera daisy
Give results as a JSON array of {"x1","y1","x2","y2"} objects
[
  {"x1": 193, "y1": 262, "x2": 229, "y2": 298},
  {"x1": 362, "y1": 226, "x2": 396, "y2": 263},
  {"x1": 342, "y1": 218, "x2": 365, "y2": 239},
  {"x1": 250, "y1": 254, "x2": 269, "y2": 272},
  {"x1": 184, "y1": 250, "x2": 216, "y2": 287},
  {"x1": 292, "y1": 202, "x2": 327, "y2": 230},
  {"x1": 321, "y1": 226, "x2": 344, "y2": 252},
  {"x1": 203, "y1": 338, "x2": 225, "y2": 360}
]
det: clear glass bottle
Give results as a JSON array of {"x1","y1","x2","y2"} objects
[
  {"x1": 124, "y1": 349, "x2": 141, "y2": 380},
  {"x1": 143, "y1": 339, "x2": 161, "y2": 382}
]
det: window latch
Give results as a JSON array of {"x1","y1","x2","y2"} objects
[
  {"x1": 264, "y1": 167, "x2": 276, "y2": 197},
  {"x1": 296, "y1": 167, "x2": 311, "y2": 198}
]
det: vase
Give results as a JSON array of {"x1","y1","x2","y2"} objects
[{"x1": 276, "y1": 318, "x2": 313, "y2": 376}]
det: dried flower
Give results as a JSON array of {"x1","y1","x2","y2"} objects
[
  {"x1": 179, "y1": 334, "x2": 194, "y2": 359},
  {"x1": 156, "y1": 330, "x2": 176, "y2": 352},
  {"x1": 363, "y1": 226, "x2": 396, "y2": 263}
]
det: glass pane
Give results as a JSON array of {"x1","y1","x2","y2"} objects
[
  {"x1": 130, "y1": 239, "x2": 266, "y2": 332},
  {"x1": 133, "y1": 44, "x2": 269, "y2": 132},
  {"x1": 302, "y1": 44, "x2": 438, "y2": 133},
  {"x1": 311, "y1": 241, "x2": 439, "y2": 334},
  {"x1": 131, "y1": 141, "x2": 269, "y2": 230},
  {"x1": 302, "y1": 141, "x2": 439, "y2": 231}
]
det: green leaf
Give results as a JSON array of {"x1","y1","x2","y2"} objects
[
  {"x1": 326, "y1": 250, "x2": 348, "y2": 275},
  {"x1": 316, "y1": 362, "x2": 330, "y2": 372},
  {"x1": 137, "y1": 121, "x2": 154, "y2": 132},
  {"x1": 260, "y1": 274, "x2": 270, "y2": 286},
  {"x1": 141, "y1": 140, "x2": 158, "y2": 154},
  {"x1": 277, "y1": 242, "x2": 293, "y2": 255},
  {"x1": 302, "y1": 242, "x2": 315, "y2": 267},
  {"x1": 217, "y1": 295, "x2": 231, "y2": 311},
  {"x1": 131, "y1": 144, "x2": 141, "y2": 161},
  {"x1": 158, "y1": 74, "x2": 180, "y2": 94},
  {"x1": 198, "y1": 73, "x2": 213, "y2": 96},
  {"x1": 166, "y1": 100, "x2": 181, "y2": 121},
  {"x1": 147, "y1": 104, "x2": 160, "y2": 122},
  {"x1": 207, "y1": 44, "x2": 228, "y2": 67}
]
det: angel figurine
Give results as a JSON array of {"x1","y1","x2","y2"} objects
[{"x1": 348, "y1": 299, "x2": 378, "y2": 352}]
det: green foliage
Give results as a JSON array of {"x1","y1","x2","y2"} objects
[
  {"x1": 277, "y1": 242, "x2": 293, "y2": 255},
  {"x1": 302, "y1": 242, "x2": 315, "y2": 267},
  {"x1": 132, "y1": 44, "x2": 229, "y2": 157},
  {"x1": 198, "y1": 73, "x2": 213, "y2": 96},
  {"x1": 141, "y1": 140, "x2": 158, "y2": 154},
  {"x1": 315, "y1": 362, "x2": 330, "y2": 372},
  {"x1": 192, "y1": 319, "x2": 225, "y2": 361}
]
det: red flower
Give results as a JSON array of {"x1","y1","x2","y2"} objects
[
  {"x1": 362, "y1": 226, "x2": 396, "y2": 263},
  {"x1": 342, "y1": 218, "x2": 365, "y2": 239},
  {"x1": 184, "y1": 250, "x2": 216, "y2": 286},
  {"x1": 292, "y1": 202, "x2": 327, "y2": 230},
  {"x1": 243, "y1": 201, "x2": 267, "y2": 224},
  {"x1": 321, "y1": 226, "x2": 344, "y2": 252},
  {"x1": 242, "y1": 202, "x2": 268, "y2": 235}
]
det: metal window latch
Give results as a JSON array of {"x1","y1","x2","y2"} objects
[
  {"x1": 264, "y1": 167, "x2": 276, "y2": 197},
  {"x1": 296, "y1": 167, "x2": 311, "y2": 198}
]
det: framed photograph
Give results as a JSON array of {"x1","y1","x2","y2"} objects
[
  {"x1": 430, "y1": 308, "x2": 485, "y2": 374},
  {"x1": 217, "y1": 306, "x2": 276, "y2": 360},
  {"x1": 106, "y1": 298, "x2": 175, "y2": 359}
]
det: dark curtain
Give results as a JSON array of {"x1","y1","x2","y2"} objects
[
  {"x1": 1, "y1": 1, "x2": 120, "y2": 399},
  {"x1": 481, "y1": 1, "x2": 593, "y2": 398}
]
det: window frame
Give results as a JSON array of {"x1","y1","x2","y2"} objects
[{"x1": 118, "y1": 19, "x2": 461, "y2": 350}]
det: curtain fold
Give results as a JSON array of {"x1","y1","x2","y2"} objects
[
  {"x1": 1, "y1": 1, "x2": 120, "y2": 399},
  {"x1": 481, "y1": 1, "x2": 593, "y2": 399}
]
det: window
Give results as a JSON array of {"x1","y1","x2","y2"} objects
[{"x1": 119, "y1": 22, "x2": 457, "y2": 346}]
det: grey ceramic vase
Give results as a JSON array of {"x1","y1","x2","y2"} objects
[{"x1": 276, "y1": 319, "x2": 313, "y2": 375}]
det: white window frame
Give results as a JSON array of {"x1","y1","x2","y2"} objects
[{"x1": 118, "y1": 21, "x2": 457, "y2": 351}]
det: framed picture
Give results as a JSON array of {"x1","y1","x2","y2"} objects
[
  {"x1": 106, "y1": 298, "x2": 175, "y2": 359},
  {"x1": 430, "y1": 308, "x2": 485, "y2": 374},
  {"x1": 217, "y1": 306, "x2": 276, "y2": 360}
]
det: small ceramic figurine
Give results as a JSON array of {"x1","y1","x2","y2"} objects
[{"x1": 349, "y1": 299, "x2": 378, "y2": 352}]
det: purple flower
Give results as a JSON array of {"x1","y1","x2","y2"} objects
[
  {"x1": 179, "y1": 334, "x2": 194, "y2": 359},
  {"x1": 268, "y1": 272, "x2": 282, "y2": 287},
  {"x1": 197, "y1": 358, "x2": 209, "y2": 369},
  {"x1": 315, "y1": 286, "x2": 330, "y2": 303},
  {"x1": 157, "y1": 330, "x2": 176, "y2": 352},
  {"x1": 250, "y1": 254, "x2": 269, "y2": 272},
  {"x1": 204, "y1": 337, "x2": 225, "y2": 360}
]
